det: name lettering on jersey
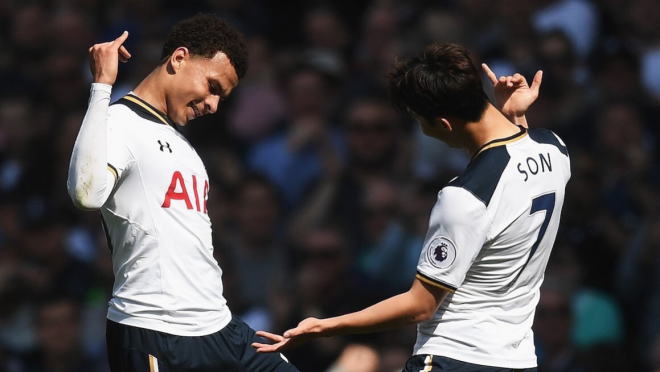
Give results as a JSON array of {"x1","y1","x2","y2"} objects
[
  {"x1": 158, "y1": 140, "x2": 172, "y2": 153},
  {"x1": 162, "y1": 171, "x2": 208, "y2": 214},
  {"x1": 517, "y1": 153, "x2": 552, "y2": 182}
]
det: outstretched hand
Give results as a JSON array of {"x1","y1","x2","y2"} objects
[
  {"x1": 88, "y1": 31, "x2": 132, "y2": 86},
  {"x1": 252, "y1": 317, "x2": 324, "y2": 353},
  {"x1": 482, "y1": 63, "x2": 542, "y2": 122}
]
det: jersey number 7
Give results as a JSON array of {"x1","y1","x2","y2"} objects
[{"x1": 506, "y1": 192, "x2": 556, "y2": 289}]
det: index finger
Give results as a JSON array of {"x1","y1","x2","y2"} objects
[
  {"x1": 111, "y1": 31, "x2": 129, "y2": 47},
  {"x1": 252, "y1": 342, "x2": 285, "y2": 353},
  {"x1": 481, "y1": 63, "x2": 498, "y2": 84},
  {"x1": 255, "y1": 331, "x2": 285, "y2": 343}
]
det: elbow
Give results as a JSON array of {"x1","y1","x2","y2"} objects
[
  {"x1": 417, "y1": 308, "x2": 436, "y2": 323},
  {"x1": 408, "y1": 292, "x2": 439, "y2": 324},
  {"x1": 409, "y1": 304, "x2": 436, "y2": 324},
  {"x1": 67, "y1": 181, "x2": 103, "y2": 211}
]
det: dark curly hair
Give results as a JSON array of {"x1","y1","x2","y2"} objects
[
  {"x1": 388, "y1": 43, "x2": 489, "y2": 123},
  {"x1": 161, "y1": 14, "x2": 249, "y2": 78}
]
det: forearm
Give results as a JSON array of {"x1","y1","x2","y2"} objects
[
  {"x1": 320, "y1": 290, "x2": 433, "y2": 336},
  {"x1": 67, "y1": 83, "x2": 114, "y2": 210}
]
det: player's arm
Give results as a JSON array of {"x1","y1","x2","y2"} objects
[
  {"x1": 67, "y1": 32, "x2": 131, "y2": 210},
  {"x1": 252, "y1": 278, "x2": 449, "y2": 353},
  {"x1": 482, "y1": 63, "x2": 542, "y2": 128}
]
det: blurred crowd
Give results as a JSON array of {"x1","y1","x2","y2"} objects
[{"x1": 1, "y1": 0, "x2": 660, "y2": 371}]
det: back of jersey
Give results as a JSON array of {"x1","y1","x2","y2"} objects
[{"x1": 414, "y1": 128, "x2": 570, "y2": 369}]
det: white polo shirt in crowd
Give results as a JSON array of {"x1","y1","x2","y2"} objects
[
  {"x1": 101, "y1": 93, "x2": 231, "y2": 336},
  {"x1": 414, "y1": 127, "x2": 571, "y2": 369}
]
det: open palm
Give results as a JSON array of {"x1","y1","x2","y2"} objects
[{"x1": 252, "y1": 317, "x2": 323, "y2": 353}]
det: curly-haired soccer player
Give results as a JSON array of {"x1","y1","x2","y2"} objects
[{"x1": 67, "y1": 14, "x2": 298, "y2": 372}]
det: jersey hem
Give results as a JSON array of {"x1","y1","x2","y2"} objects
[
  {"x1": 107, "y1": 309, "x2": 232, "y2": 337},
  {"x1": 413, "y1": 347, "x2": 537, "y2": 369}
]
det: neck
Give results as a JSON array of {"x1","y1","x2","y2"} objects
[
  {"x1": 133, "y1": 66, "x2": 169, "y2": 114},
  {"x1": 461, "y1": 104, "x2": 522, "y2": 157}
]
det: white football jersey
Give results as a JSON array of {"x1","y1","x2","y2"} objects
[
  {"x1": 101, "y1": 94, "x2": 231, "y2": 336},
  {"x1": 414, "y1": 127, "x2": 570, "y2": 368}
]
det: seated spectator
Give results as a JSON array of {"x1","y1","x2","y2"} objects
[
  {"x1": 18, "y1": 295, "x2": 105, "y2": 372},
  {"x1": 248, "y1": 61, "x2": 345, "y2": 211},
  {"x1": 220, "y1": 174, "x2": 289, "y2": 331},
  {"x1": 534, "y1": 275, "x2": 583, "y2": 372}
]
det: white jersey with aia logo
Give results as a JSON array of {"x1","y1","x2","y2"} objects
[
  {"x1": 101, "y1": 94, "x2": 230, "y2": 336},
  {"x1": 414, "y1": 127, "x2": 571, "y2": 369}
]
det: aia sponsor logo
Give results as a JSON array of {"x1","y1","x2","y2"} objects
[{"x1": 162, "y1": 171, "x2": 208, "y2": 214}]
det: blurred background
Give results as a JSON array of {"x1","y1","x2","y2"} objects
[{"x1": 0, "y1": 0, "x2": 659, "y2": 371}]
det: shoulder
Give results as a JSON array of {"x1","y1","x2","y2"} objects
[
  {"x1": 447, "y1": 146, "x2": 510, "y2": 206},
  {"x1": 107, "y1": 102, "x2": 138, "y2": 128},
  {"x1": 527, "y1": 128, "x2": 569, "y2": 157}
]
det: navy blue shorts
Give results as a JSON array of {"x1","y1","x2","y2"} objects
[
  {"x1": 106, "y1": 316, "x2": 298, "y2": 372},
  {"x1": 403, "y1": 355, "x2": 537, "y2": 372}
]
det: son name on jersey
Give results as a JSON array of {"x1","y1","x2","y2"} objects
[{"x1": 517, "y1": 153, "x2": 552, "y2": 182}]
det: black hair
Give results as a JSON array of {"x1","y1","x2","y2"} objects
[
  {"x1": 388, "y1": 43, "x2": 489, "y2": 123},
  {"x1": 161, "y1": 13, "x2": 249, "y2": 78}
]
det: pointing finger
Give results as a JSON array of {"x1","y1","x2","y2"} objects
[
  {"x1": 481, "y1": 63, "x2": 498, "y2": 84},
  {"x1": 112, "y1": 31, "x2": 129, "y2": 48},
  {"x1": 530, "y1": 70, "x2": 543, "y2": 95}
]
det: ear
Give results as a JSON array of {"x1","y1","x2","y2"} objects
[
  {"x1": 168, "y1": 47, "x2": 190, "y2": 72},
  {"x1": 436, "y1": 117, "x2": 453, "y2": 132}
]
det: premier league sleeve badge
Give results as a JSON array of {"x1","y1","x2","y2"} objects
[{"x1": 426, "y1": 236, "x2": 457, "y2": 269}]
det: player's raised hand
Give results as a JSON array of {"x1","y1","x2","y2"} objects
[
  {"x1": 88, "y1": 31, "x2": 132, "y2": 86},
  {"x1": 482, "y1": 63, "x2": 542, "y2": 121},
  {"x1": 252, "y1": 317, "x2": 323, "y2": 353}
]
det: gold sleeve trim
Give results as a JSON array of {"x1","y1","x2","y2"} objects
[
  {"x1": 416, "y1": 274, "x2": 456, "y2": 293},
  {"x1": 107, "y1": 164, "x2": 118, "y2": 186}
]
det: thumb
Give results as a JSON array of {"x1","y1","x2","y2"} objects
[
  {"x1": 283, "y1": 328, "x2": 298, "y2": 339},
  {"x1": 530, "y1": 70, "x2": 543, "y2": 95}
]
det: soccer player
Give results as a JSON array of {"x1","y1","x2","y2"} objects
[
  {"x1": 67, "y1": 14, "x2": 299, "y2": 372},
  {"x1": 253, "y1": 43, "x2": 569, "y2": 372}
]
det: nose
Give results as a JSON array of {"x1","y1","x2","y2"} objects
[{"x1": 205, "y1": 95, "x2": 220, "y2": 115}]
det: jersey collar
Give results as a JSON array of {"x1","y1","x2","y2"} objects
[
  {"x1": 472, "y1": 126, "x2": 528, "y2": 160},
  {"x1": 118, "y1": 93, "x2": 177, "y2": 128}
]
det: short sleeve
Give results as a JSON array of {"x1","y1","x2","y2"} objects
[
  {"x1": 106, "y1": 109, "x2": 135, "y2": 181},
  {"x1": 416, "y1": 186, "x2": 492, "y2": 292}
]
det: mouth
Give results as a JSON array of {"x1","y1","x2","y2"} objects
[{"x1": 189, "y1": 102, "x2": 202, "y2": 118}]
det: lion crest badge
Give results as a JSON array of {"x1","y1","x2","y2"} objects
[{"x1": 426, "y1": 236, "x2": 456, "y2": 269}]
